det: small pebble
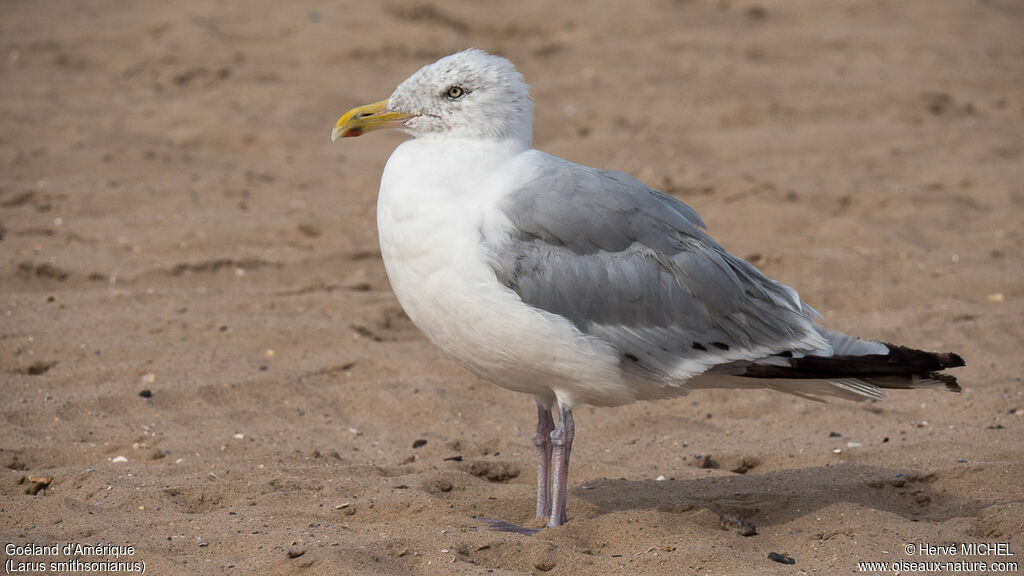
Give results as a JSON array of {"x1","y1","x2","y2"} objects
[
  {"x1": 768, "y1": 552, "x2": 795, "y2": 564},
  {"x1": 286, "y1": 548, "x2": 305, "y2": 559},
  {"x1": 534, "y1": 560, "x2": 556, "y2": 572},
  {"x1": 196, "y1": 537, "x2": 208, "y2": 547},
  {"x1": 719, "y1": 513, "x2": 757, "y2": 536},
  {"x1": 655, "y1": 474, "x2": 666, "y2": 481},
  {"x1": 729, "y1": 455, "x2": 760, "y2": 474},
  {"x1": 412, "y1": 439, "x2": 427, "y2": 449},
  {"x1": 828, "y1": 431, "x2": 842, "y2": 438},
  {"x1": 25, "y1": 475, "x2": 51, "y2": 495},
  {"x1": 112, "y1": 456, "x2": 128, "y2": 463},
  {"x1": 139, "y1": 389, "x2": 152, "y2": 398},
  {"x1": 233, "y1": 433, "x2": 244, "y2": 440}
]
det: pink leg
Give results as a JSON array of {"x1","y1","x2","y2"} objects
[
  {"x1": 534, "y1": 400, "x2": 555, "y2": 518},
  {"x1": 547, "y1": 404, "x2": 575, "y2": 527}
]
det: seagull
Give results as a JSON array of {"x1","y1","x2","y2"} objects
[{"x1": 331, "y1": 48, "x2": 965, "y2": 529}]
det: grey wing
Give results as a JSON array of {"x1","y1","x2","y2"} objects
[{"x1": 488, "y1": 154, "x2": 829, "y2": 383}]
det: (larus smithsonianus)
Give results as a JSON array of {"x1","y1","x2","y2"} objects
[{"x1": 331, "y1": 48, "x2": 965, "y2": 529}]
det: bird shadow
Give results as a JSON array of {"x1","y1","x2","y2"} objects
[
  {"x1": 477, "y1": 517, "x2": 543, "y2": 536},
  {"x1": 572, "y1": 462, "x2": 992, "y2": 528}
]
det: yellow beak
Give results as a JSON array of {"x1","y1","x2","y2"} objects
[{"x1": 331, "y1": 100, "x2": 414, "y2": 141}]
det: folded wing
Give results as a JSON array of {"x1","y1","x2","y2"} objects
[{"x1": 487, "y1": 152, "x2": 830, "y2": 384}]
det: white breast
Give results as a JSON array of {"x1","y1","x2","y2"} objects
[{"x1": 375, "y1": 139, "x2": 634, "y2": 407}]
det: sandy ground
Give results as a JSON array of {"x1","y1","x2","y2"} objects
[{"x1": 2, "y1": 1, "x2": 1022, "y2": 574}]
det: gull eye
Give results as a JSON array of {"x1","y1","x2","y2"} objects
[{"x1": 445, "y1": 85, "x2": 466, "y2": 100}]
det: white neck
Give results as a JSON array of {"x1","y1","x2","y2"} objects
[{"x1": 385, "y1": 137, "x2": 531, "y2": 190}]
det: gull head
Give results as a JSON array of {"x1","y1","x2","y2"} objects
[{"x1": 333, "y1": 49, "x2": 533, "y2": 144}]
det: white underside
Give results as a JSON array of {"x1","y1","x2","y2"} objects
[{"x1": 379, "y1": 138, "x2": 657, "y2": 407}]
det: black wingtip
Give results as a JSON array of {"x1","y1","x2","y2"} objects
[
  {"x1": 742, "y1": 342, "x2": 966, "y2": 394},
  {"x1": 923, "y1": 371, "x2": 963, "y2": 392},
  {"x1": 943, "y1": 352, "x2": 966, "y2": 369},
  {"x1": 881, "y1": 342, "x2": 966, "y2": 372}
]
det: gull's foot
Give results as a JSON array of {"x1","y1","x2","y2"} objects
[
  {"x1": 546, "y1": 512, "x2": 568, "y2": 528},
  {"x1": 477, "y1": 517, "x2": 544, "y2": 535}
]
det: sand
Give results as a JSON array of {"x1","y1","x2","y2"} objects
[{"x1": 2, "y1": 1, "x2": 1022, "y2": 574}]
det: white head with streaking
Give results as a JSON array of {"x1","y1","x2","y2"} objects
[
  {"x1": 331, "y1": 49, "x2": 965, "y2": 532},
  {"x1": 332, "y1": 49, "x2": 533, "y2": 144}
]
